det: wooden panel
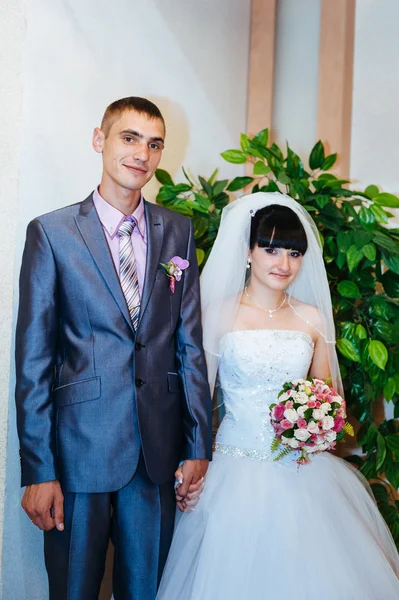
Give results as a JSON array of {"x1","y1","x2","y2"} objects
[
  {"x1": 246, "y1": 0, "x2": 277, "y2": 137},
  {"x1": 317, "y1": 0, "x2": 356, "y2": 177}
]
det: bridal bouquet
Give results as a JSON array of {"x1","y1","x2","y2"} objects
[{"x1": 269, "y1": 378, "x2": 354, "y2": 465}]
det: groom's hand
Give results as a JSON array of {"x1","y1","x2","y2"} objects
[
  {"x1": 21, "y1": 480, "x2": 64, "y2": 532},
  {"x1": 176, "y1": 459, "x2": 208, "y2": 511}
]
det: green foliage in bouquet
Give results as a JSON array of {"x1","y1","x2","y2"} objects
[{"x1": 155, "y1": 129, "x2": 399, "y2": 546}]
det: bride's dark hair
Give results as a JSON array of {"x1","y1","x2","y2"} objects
[{"x1": 249, "y1": 204, "x2": 308, "y2": 254}]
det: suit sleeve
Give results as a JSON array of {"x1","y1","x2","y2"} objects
[
  {"x1": 176, "y1": 219, "x2": 213, "y2": 461},
  {"x1": 15, "y1": 219, "x2": 59, "y2": 486}
]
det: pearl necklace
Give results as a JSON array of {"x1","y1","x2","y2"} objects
[{"x1": 244, "y1": 287, "x2": 287, "y2": 318}]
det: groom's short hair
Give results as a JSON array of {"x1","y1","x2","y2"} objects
[{"x1": 101, "y1": 96, "x2": 165, "y2": 137}]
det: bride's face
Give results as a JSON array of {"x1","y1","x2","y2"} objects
[{"x1": 249, "y1": 245, "x2": 304, "y2": 291}]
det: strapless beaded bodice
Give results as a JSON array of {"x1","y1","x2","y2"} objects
[{"x1": 215, "y1": 329, "x2": 314, "y2": 460}]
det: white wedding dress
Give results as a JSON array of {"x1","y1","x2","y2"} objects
[{"x1": 157, "y1": 329, "x2": 399, "y2": 599}]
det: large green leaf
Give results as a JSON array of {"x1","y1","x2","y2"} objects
[
  {"x1": 355, "y1": 324, "x2": 367, "y2": 339},
  {"x1": 373, "y1": 231, "x2": 399, "y2": 255},
  {"x1": 337, "y1": 280, "x2": 362, "y2": 298},
  {"x1": 369, "y1": 340, "x2": 388, "y2": 370},
  {"x1": 374, "y1": 192, "x2": 399, "y2": 208},
  {"x1": 321, "y1": 153, "x2": 337, "y2": 171},
  {"x1": 155, "y1": 169, "x2": 174, "y2": 186},
  {"x1": 221, "y1": 149, "x2": 248, "y2": 164},
  {"x1": 337, "y1": 231, "x2": 353, "y2": 252},
  {"x1": 252, "y1": 128, "x2": 269, "y2": 147},
  {"x1": 213, "y1": 192, "x2": 229, "y2": 210},
  {"x1": 370, "y1": 204, "x2": 389, "y2": 223},
  {"x1": 376, "y1": 433, "x2": 387, "y2": 471},
  {"x1": 384, "y1": 377, "x2": 396, "y2": 402},
  {"x1": 346, "y1": 245, "x2": 364, "y2": 272},
  {"x1": 277, "y1": 170, "x2": 291, "y2": 184},
  {"x1": 193, "y1": 193, "x2": 211, "y2": 212},
  {"x1": 156, "y1": 185, "x2": 178, "y2": 202},
  {"x1": 253, "y1": 161, "x2": 270, "y2": 175},
  {"x1": 172, "y1": 183, "x2": 192, "y2": 193},
  {"x1": 337, "y1": 338, "x2": 361, "y2": 362},
  {"x1": 226, "y1": 176, "x2": 254, "y2": 192},
  {"x1": 385, "y1": 435, "x2": 399, "y2": 454},
  {"x1": 240, "y1": 133, "x2": 251, "y2": 152},
  {"x1": 196, "y1": 248, "x2": 205, "y2": 266},
  {"x1": 212, "y1": 180, "x2": 229, "y2": 197},
  {"x1": 363, "y1": 243, "x2": 376, "y2": 261},
  {"x1": 382, "y1": 253, "x2": 399, "y2": 275},
  {"x1": 359, "y1": 206, "x2": 376, "y2": 230},
  {"x1": 364, "y1": 185, "x2": 379, "y2": 199},
  {"x1": 309, "y1": 141, "x2": 325, "y2": 169},
  {"x1": 198, "y1": 176, "x2": 213, "y2": 198},
  {"x1": 381, "y1": 271, "x2": 399, "y2": 298}
]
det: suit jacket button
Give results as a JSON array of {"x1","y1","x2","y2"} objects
[
  {"x1": 135, "y1": 342, "x2": 145, "y2": 351},
  {"x1": 135, "y1": 378, "x2": 145, "y2": 387}
]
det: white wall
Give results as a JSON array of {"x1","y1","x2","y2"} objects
[
  {"x1": 350, "y1": 0, "x2": 399, "y2": 417},
  {"x1": 1, "y1": 1, "x2": 251, "y2": 598},
  {"x1": 272, "y1": 0, "x2": 321, "y2": 158},
  {"x1": 0, "y1": 0, "x2": 25, "y2": 594},
  {"x1": 351, "y1": 0, "x2": 399, "y2": 197}
]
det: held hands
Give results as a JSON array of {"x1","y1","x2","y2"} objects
[
  {"x1": 21, "y1": 480, "x2": 64, "y2": 531},
  {"x1": 175, "y1": 459, "x2": 208, "y2": 512}
]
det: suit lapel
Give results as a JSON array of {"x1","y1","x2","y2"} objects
[
  {"x1": 138, "y1": 201, "x2": 164, "y2": 328},
  {"x1": 75, "y1": 194, "x2": 135, "y2": 334}
]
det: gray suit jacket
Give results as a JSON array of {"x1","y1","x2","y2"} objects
[{"x1": 15, "y1": 194, "x2": 212, "y2": 492}]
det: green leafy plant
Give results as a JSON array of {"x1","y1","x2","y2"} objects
[{"x1": 155, "y1": 130, "x2": 399, "y2": 546}]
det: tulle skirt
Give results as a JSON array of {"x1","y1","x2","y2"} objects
[{"x1": 157, "y1": 451, "x2": 399, "y2": 599}]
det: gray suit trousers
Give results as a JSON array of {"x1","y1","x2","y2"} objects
[{"x1": 44, "y1": 454, "x2": 175, "y2": 600}]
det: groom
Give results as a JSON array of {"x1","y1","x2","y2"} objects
[{"x1": 15, "y1": 96, "x2": 212, "y2": 599}]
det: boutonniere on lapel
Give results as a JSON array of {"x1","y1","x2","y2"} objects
[{"x1": 160, "y1": 256, "x2": 190, "y2": 293}]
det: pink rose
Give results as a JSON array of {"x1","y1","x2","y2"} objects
[
  {"x1": 273, "y1": 424, "x2": 284, "y2": 436},
  {"x1": 333, "y1": 416, "x2": 345, "y2": 433},
  {"x1": 297, "y1": 418, "x2": 307, "y2": 429},
  {"x1": 316, "y1": 394, "x2": 325, "y2": 401},
  {"x1": 315, "y1": 401, "x2": 321, "y2": 408},
  {"x1": 307, "y1": 400, "x2": 316, "y2": 408},
  {"x1": 281, "y1": 419, "x2": 293, "y2": 430},
  {"x1": 272, "y1": 405, "x2": 285, "y2": 421},
  {"x1": 285, "y1": 400, "x2": 294, "y2": 409}
]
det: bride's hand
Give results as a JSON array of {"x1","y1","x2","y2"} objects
[{"x1": 175, "y1": 466, "x2": 205, "y2": 512}]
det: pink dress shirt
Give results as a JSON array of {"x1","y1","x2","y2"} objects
[{"x1": 93, "y1": 188, "x2": 147, "y2": 295}]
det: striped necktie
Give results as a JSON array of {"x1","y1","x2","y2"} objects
[{"x1": 118, "y1": 217, "x2": 140, "y2": 329}]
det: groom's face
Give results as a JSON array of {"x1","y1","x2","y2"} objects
[{"x1": 93, "y1": 109, "x2": 165, "y2": 193}]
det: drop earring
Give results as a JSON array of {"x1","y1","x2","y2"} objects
[{"x1": 246, "y1": 258, "x2": 251, "y2": 269}]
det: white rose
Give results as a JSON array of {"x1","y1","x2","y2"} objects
[
  {"x1": 318, "y1": 442, "x2": 329, "y2": 451},
  {"x1": 297, "y1": 406, "x2": 307, "y2": 418},
  {"x1": 322, "y1": 416, "x2": 335, "y2": 431},
  {"x1": 320, "y1": 402, "x2": 331, "y2": 414},
  {"x1": 325, "y1": 430, "x2": 337, "y2": 443},
  {"x1": 295, "y1": 392, "x2": 309, "y2": 405},
  {"x1": 287, "y1": 438, "x2": 300, "y2": 449},
  {"x1": 279, "y1": 392, "x2": 289, "y2": 402},
  {"x1": 294, "y1": 428, "x2": 311, "y2": 442},
  {"x1": 306, "y1": 445, "x2": 318, "y2": 453},
  {"x1": 284, "y1": 408, "x2": 298, "y2": 423},
  {"x1": 307, "y1": 421, "x2": 319, "y2": 434},
  {"x1": 312, "y1": 409, "x2": 324, "y2": 421}
]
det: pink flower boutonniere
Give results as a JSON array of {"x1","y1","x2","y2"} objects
[{"x1": 160, "y1": 256, "x2": 190, "y2": 293}]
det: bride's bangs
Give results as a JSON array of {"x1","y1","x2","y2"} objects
[{"x1": 250, "y1": 205, "x2": 308, "y2": 254}]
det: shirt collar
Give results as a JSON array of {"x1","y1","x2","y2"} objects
[{"x1": 92, "y1": 187, "x2": 146, "y2": 241}]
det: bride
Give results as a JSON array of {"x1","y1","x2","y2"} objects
[{"x1": 157, "y1": 192, "x2": 399, "y2": 599}]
